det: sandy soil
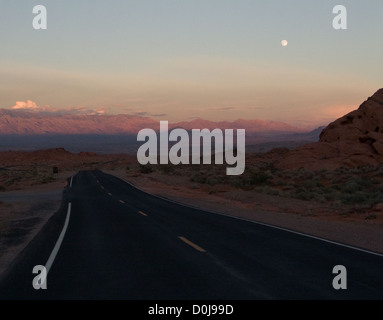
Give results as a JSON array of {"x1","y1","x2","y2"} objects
[{"x1": 0, "y1": 174, "x2": 73, "y2": 277}]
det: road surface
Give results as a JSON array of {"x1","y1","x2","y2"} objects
[{"x1": 0, "y1": 170, "x2": 382, "y2": 299}]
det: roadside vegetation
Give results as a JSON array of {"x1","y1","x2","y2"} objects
[{"x1": 139, "y1": 158, "x2": 383, "y2": 210}]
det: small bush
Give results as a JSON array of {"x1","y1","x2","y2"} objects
[
  {"x1": 139, "y1": 164, "x2": 153, "y2": 174},
  {"x1": 295, "y1": 191, "x2": 314, "y2": 201},
  {"x1": 40, "y1": 175, "x2": 55, "y2": 184},
  {"x1": 257, "y1": 186, "x2": 281, "y2": 196},
  {"x1": 207, "y1": 177, "x2": 220, "y2": 186},
  {"x1": 191, "y1": 174, "x2": 207, "y2": 184},
  {"x1": 0, "y1": 185, "x2": 5, "y2": 192},
  {"x1": 247, "y1": 172, "x2": 270, "y2": 185},
  {"x1": 341, "y1": 192, "x2": 368, "y2": 205},
  {"x1": 159, "y1": 165, "x2": 175, "y2": 174}
]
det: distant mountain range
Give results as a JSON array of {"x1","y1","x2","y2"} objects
[
  {"x1": 0, "y1": 108, "x2": 322, "y2": 153},
  {"x1": 0, "y1": 108, "x2": 306, "y2": 135}
]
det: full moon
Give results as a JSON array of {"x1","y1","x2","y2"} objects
[{"x1": 281, "y1": 40, "x2": 288, "y2": 47}]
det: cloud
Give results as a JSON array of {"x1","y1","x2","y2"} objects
[
  {"x1": 12, "y1": 100, "x2": 40, "y2": 110},
  {"x1": 134, "y1": 111, "x2": 148, "y2": 116},
  {"x1": 151, "y1": 113, "x2": 167, "y2": 117},
  {"x1": 65, "y1": 105, "x2": 107, "y2": 115},
  {"x1": 12, "y1": 100, "x2": 58, "y2": 113},
  {"x1": 133, "y1": 111, "x2": 168, "y2": 118},
  {"x1": 209, "y1": 106, "x2": 236, "y2": 111},
  {"x1": 10, "y1": 100, "x2": 108, "y2": 116}
]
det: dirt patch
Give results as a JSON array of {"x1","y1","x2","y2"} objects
[{"x1": 0, "y1": 178, "x2": 68, "y2": 277}]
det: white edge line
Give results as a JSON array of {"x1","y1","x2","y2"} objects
[
  {"x1": 69, "y1": 176, "x2": 73, "y2": 188},
  {"x1": 45, "y1": 202, "x2": 72, "y2": 274},
  {"x1": 116, "y1": 176, "x2": 383, "y2": 258}
]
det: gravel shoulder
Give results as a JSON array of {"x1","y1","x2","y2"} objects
[{"x1": 0, "y1": 179, "x2": 69, "y2": 278}]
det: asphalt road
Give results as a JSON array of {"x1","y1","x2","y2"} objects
[{"x1": 0, "y1": 170, "x2": 382, "y2": 300}]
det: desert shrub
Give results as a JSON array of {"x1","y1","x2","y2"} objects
[
  {"x1": 257, "y1": 186, "x2": 281, "y2": 196},
  {"x1": 329, "y1": 184, "x2": 341, "y2": 191},
  {"x1": 377, "y1": 166, "x2": 383, "y2": 175},
  {"x1": 295, "y1": 190, "x2": 314, "y2": 201},
  {"x1": 302, "y1": 180, "x2": 317, "y2": 189},
  {"x1": 191, "y1": 174, "x2": 207, "y2": 184},
  {"x1": 5, "y1": 176, "x2": 22, "y2": 186},
  {"x1": 336, "y1": 166, "x2": 350, "y2": 174},
  {"x1": 365, "y1": 214, "x2": 377, "y2": 220},
  {"x1": 302, "y1": 171, "x2": 315, "y2": 180},
  {"x1": 314, "y1": 187, "x2": 326, "y2": 195},
  {"x1": 139, "y1": 164, "x2": 153, "y2": 174},
  {"x1": 324, "y1": 191, "x2": 340, "y2": 201},
  {"x1": 341, "y1": 176, "x2": 370, "y2": 194},
  {"x1": 0, "y1": 185, "x2": 5, "y2": 192},
  {"x1": 282, "y1": 185, "x2": 295, "y2": 192},
  {"x1": 341, "y1": 192, "x2": 368, "y2": 205},
  {"x1": 207, "y1": 177, "x2": 220, "y2": 186},
  {"x1": 246, "y1": 172, "x2": 270, "y2": 185},
  {"x1": 312, "y1": 194, "x2": 326, "y2": 202},
  {"x1": 331, "y1": 177, "x2": 344, "y2": 184},
  {"x1": 368, "y1": 191, "x2": 383, "y2": 206},
  {"x1": 315, "y1": 181, "x2": 325, "y2": 188},
  {"x1": 40, "y1": 175, "x2": 55, "y2": 184},
  {"x1": 159, "y1": 164, "x2": 175, "y2": 174},
  {"x1": 359, "y1": 176, "x2": 373, "y2": 187},
  {"x1": 273, "y1": 179, "x2": 287, "y2": 187}
]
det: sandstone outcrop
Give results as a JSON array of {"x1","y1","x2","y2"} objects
[{"x1": 278, "y1": 89, "x2": 383, "y2": 170}]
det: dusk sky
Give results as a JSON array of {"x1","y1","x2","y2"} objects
[{"x1": 1, "y1": 0, "x2": 382, "y2": 128}]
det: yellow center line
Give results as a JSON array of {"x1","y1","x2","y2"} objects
[
  {"x1": 119, "y1": 200, "x2": 125, "y2": 204},
  {"x1": 138, "y1": 211, "x2": 148, "y2": 217},
  {"x1": 101, "y1": 186, "x2": 104, "y2": 190},
  {"x1": 108, "y1": 192, "x2": 112, "y2": 196},
  {"x1": 178, "y1": 236, "x2": 206, "y2": 253}
]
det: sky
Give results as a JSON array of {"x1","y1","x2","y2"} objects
[{"x1": 0, "y1": 0, "x2": 382, "y2": 128}]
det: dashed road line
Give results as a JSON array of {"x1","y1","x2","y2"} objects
[
  {"x1": 178, "y1": 236, "x2": 206, "y2": 253},
  {"x1": 138, "y1": 211, "x2": 148, "y2": 217}
]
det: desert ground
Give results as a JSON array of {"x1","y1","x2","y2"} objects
[{"x1": 1, "y1": 148, "x2": 383, "y2": 278}]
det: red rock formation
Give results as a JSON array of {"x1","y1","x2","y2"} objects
[{"x1": 278, "y1": 89, "x2": 383, "y2": 170}]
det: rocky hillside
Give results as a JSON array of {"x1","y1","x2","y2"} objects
[{"x1": 278, "y1": 89, "x2": 383, "y2": 170}]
